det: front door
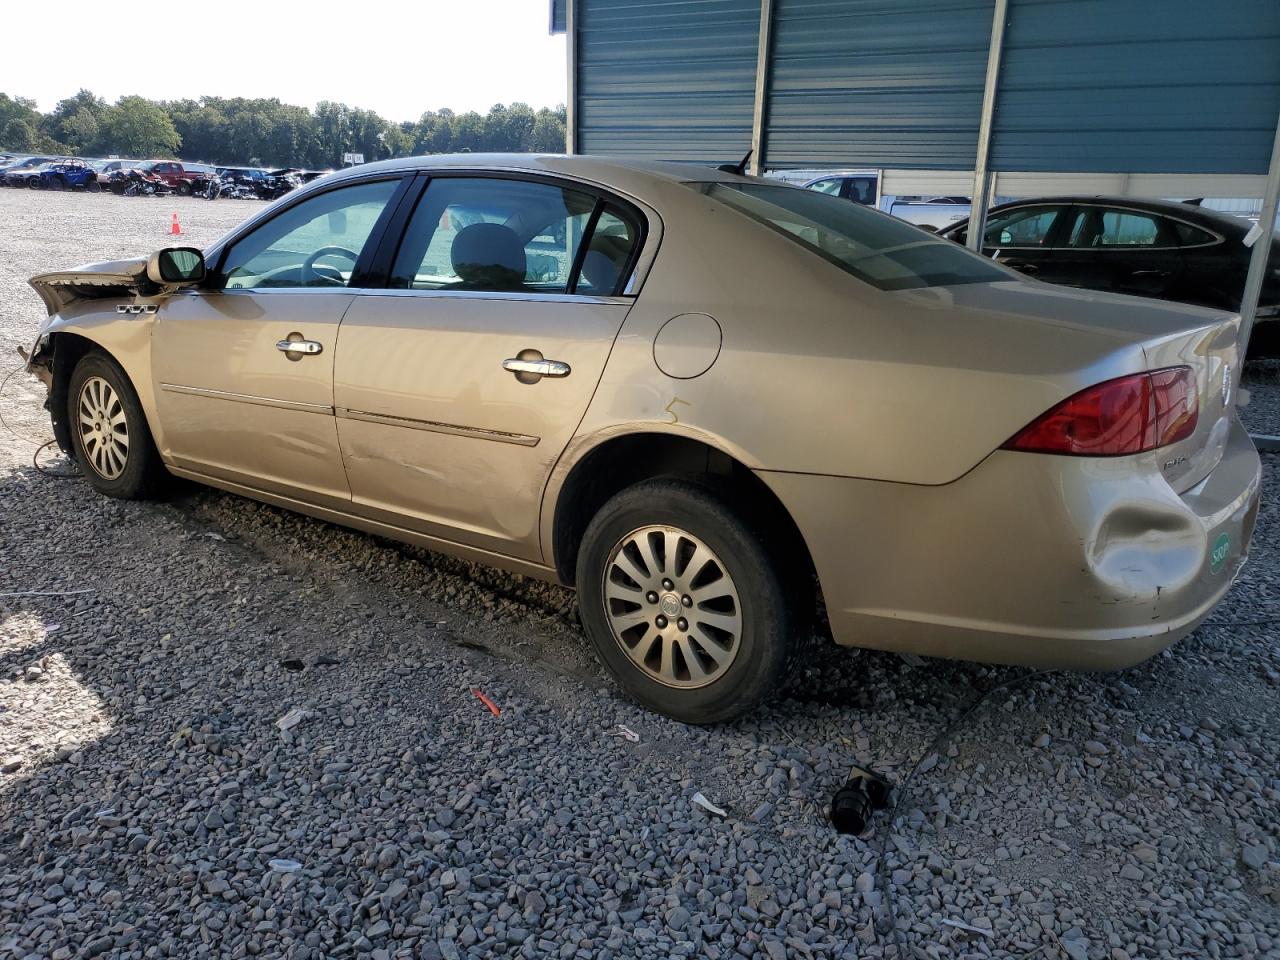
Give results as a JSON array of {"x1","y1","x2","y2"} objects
[
  {"x1": 980, "y1": 204, "x2": 1072, "y2": 283},
  {"x1": 333, "y1": 174, "x2": 645, "y2": 561},
  {"x1": 151, "y1": 177, "x2": 404, "y2": 505}
]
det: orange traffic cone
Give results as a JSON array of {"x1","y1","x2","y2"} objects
[{"x1": 170, "y1": 213, "x2": 182, "y2": 236}]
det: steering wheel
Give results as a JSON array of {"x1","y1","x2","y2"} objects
[{"x1": 302, "y1": 245, "x2": 360, "y2": 286}]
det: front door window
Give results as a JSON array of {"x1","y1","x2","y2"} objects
[{"x1": 220, "y1": 179, "x2": 400, "y2": 288}]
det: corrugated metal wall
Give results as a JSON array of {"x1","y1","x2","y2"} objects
[
  {"x1": 764, "y1": 0, "x2": 991, "y2": 168},
  {"x1": 575, "y1": 0, "x2": 761, "y2": 161},
  {"x1": 991, "y1": 0, "x2": 1280, "y2": 175},
  {"x1": 553, "y1": 0, "x2": 1280, "y2": 177}
]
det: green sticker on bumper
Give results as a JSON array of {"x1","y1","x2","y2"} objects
[{"x1": 1210, "y1": 532, "x2": 1231, "y2": 574}]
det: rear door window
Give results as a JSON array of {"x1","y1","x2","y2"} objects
[
  {"x1": 1066, "y1": 208, "x2": 1175, "y2": 248},
  {"x1": 390, "y1": 177, "x2": 642, "y2": 295}
]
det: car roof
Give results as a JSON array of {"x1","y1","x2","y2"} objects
[
  {"x1": 325, "y1": 153, "x2": 751, "y2": 196},
  {"x1": 986, "y1": 195, "x2": 1250, "y2": 234}
]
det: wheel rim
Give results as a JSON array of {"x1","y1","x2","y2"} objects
[
  {"x1": 602, "y1": 525, "x2": 743, "y2": 689},
  {"x1": 77, "y1": 376, "x2": 129, "y2": 480}
]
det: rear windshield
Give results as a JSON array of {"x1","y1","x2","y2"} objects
[{"x1": 696, "y1": 182, "x2": 1008, "y2": 291}]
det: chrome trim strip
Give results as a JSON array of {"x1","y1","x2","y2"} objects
[
  {"x1": 356, "y1": 288, "x2": 630, "y2": 305},
  {"x1": 159, "y1": 382, "x2": 333, "y2": 414},
  {"x1": 337, "y1": 407, "x2": 540, "y2": 447}
]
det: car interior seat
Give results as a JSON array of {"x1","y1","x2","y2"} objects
[{"x1": 450, "y1": 223, "x2": 528, "y2": 290}]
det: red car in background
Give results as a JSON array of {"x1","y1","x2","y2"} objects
[{"x1": 134, "y1": 161, "x2": 204, "y2": 195}]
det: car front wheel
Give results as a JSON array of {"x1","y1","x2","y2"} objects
[
  {"x1": 576, "y1": 478, "x2": 806, "y2": 724},
  {"x1": 67, "y1": 352, "x2": 169, "y2": 499}
]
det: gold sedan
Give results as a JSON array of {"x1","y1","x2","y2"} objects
[{"x1": 23, "y1": 155, "x2": 1261, "y2": 723}]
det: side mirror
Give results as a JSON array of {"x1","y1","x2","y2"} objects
[{"x1": 147, "y1": 247, "x2": 206, "y2": 286}]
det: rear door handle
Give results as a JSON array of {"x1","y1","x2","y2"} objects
[
  {"x1": 1001, "y1": 259, "x2": 1039, "y2": 273},
  {"x1": 276, "y1": 338, "x2": 323, "y2": 356},
  {"x1": 503, "y1": 357, "x2": 571, "y2": 378}
]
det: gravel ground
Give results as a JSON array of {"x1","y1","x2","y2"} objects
[{"x1": 1, "y1": 187, "x2": 1278, "y2": 960}]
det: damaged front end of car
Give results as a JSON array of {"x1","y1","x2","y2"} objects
[{"x1": 20, "y1": 256, "x2": 154, "y2": 455}]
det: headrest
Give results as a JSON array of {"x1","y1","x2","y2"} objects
[{"x1": 451, "y1": 223, "x2": 526, "y2": 289}]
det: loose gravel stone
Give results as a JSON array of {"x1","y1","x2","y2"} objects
[{"x1": 0, "y1": 187, "x2": 1278, "y2": 960}]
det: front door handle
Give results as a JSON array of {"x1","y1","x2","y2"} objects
[
  {"x1": 503, "y1": 357, "x2": 571, "y2": 379},
  {"x1": 1130, "y1": 269, "x2": 1171, "y2": 278},
  {"x1": 276, "y1": 338, "x2": 323, "y2": 356},
  {"x1": 1001, "y1": 259, "x2": 1039, "y2": 273}
]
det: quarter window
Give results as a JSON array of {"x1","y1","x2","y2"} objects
[
  {"x1": 1174, "y1": 222, "x2": 1216, "y2": 247},
  {"x1": 390, "y1": 177, "x2": 641, "y2": 295},
  {"x1": 220, "y1": 179, "x2": 399, "y2": 289}
]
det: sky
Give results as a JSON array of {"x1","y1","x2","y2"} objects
[{"x1": 0, "y1": 0, "x2": 567, "y2": 121}]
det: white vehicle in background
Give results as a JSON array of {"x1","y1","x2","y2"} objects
[
  {"x1": 792, "y1": 171, "x2": 971, "y2": 231},
  {"x1": 879, "y1": 195, "x2": 972, "y2": 231},
  {"x1": 800, "y1": 171, "x2": 879, "y2": 206}
]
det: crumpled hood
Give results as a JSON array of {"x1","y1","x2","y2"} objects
[{"x1": 29, "y1": 256, "x2": 149, "y2": 315}]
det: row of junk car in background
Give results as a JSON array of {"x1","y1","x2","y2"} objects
[{"x1": 0, "y1": 154, "x2": 330, "y2": 200}]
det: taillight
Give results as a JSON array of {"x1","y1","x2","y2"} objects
[{"x1": 1003, "y1": 367, "x2": 1198, "y2": 456}]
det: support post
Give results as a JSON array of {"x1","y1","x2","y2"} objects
[
  {"x1": 967, "y1": 0, "x2": 1009, "y2": 252},
  {"x1": 1238, "y1": 109, "x2": 1280, "y2": 360},
  {"x1": 565, "y1": 0, "x2": 578, "y2": 155},
  {"x1": 1243, "y1": 109, "x2": 1280, "y2": 451},
  {"x1": 748, "y1": 0, "x2": 775, "y2": 176}
]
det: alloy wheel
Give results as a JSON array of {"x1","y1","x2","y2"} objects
[
  {"x1": 602, "y1": 525, "x2": 743, "y2": 688},
  {"x1": 77, "y1": 376, "x2": 129, "y2": 480}
]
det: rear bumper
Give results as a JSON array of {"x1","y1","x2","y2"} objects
[{"x1": 759, "y1": 416, "x2": 1261, "y2": 669}]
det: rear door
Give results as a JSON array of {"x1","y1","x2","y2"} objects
[
  {"x1": 333, "y1": 174, "x2": 646, "y2": 561},
  {"x1": 1055, "y1": 205, "x2": 1185, "y2": 300}
]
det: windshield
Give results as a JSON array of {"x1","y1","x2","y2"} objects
[{"x1": 696, "y1": 182, "x2": 1008, "y2": 291}]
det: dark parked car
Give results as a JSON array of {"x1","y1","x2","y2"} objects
[
  {"x1": 0, "y1": 156, "x2": 56, "y2": 186},
  {"x1": 939, "y1": 198, "x2": 1280, "y2": 336}
]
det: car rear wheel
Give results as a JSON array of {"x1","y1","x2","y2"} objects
[
  {"x1": 576, "y1": 478, "x2": 806, "y2": 724},
  {"x1": 87, "y1": 180, "x2": 102, "y2": 193},
  {"x1": 176, "y1": 181, "x2": 191, "y2": 196},
  {"x1": 29, "y1": 178, "x2": 42, "y2": 190},
  {"x1": 67, "y1": 352, "x2": 169, "y2": 499}
]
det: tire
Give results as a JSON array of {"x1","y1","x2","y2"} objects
[
  {"x1": 67, "y1": 352, "x2": 169, "y2": 499},
  {"x1": 175, "y1": 181, "x2": 191, "y2": 196},
  {"x1": 576, "y1": 478, "x2": 807, "y2": 724},
  {"x1": 87, "y1": 180, "x2": 102, "y2": 193},
  {"x1": 29, "y1": 178, "x2": 42, "y2": 190}
]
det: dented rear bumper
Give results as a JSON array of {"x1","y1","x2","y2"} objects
[{"x1": 758, "y1": 416, "x2": 1260, "y2": 670}]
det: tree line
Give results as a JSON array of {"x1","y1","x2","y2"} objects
[{"x1": 0, "y1": 90, "x2": 567, "y2": 168}]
